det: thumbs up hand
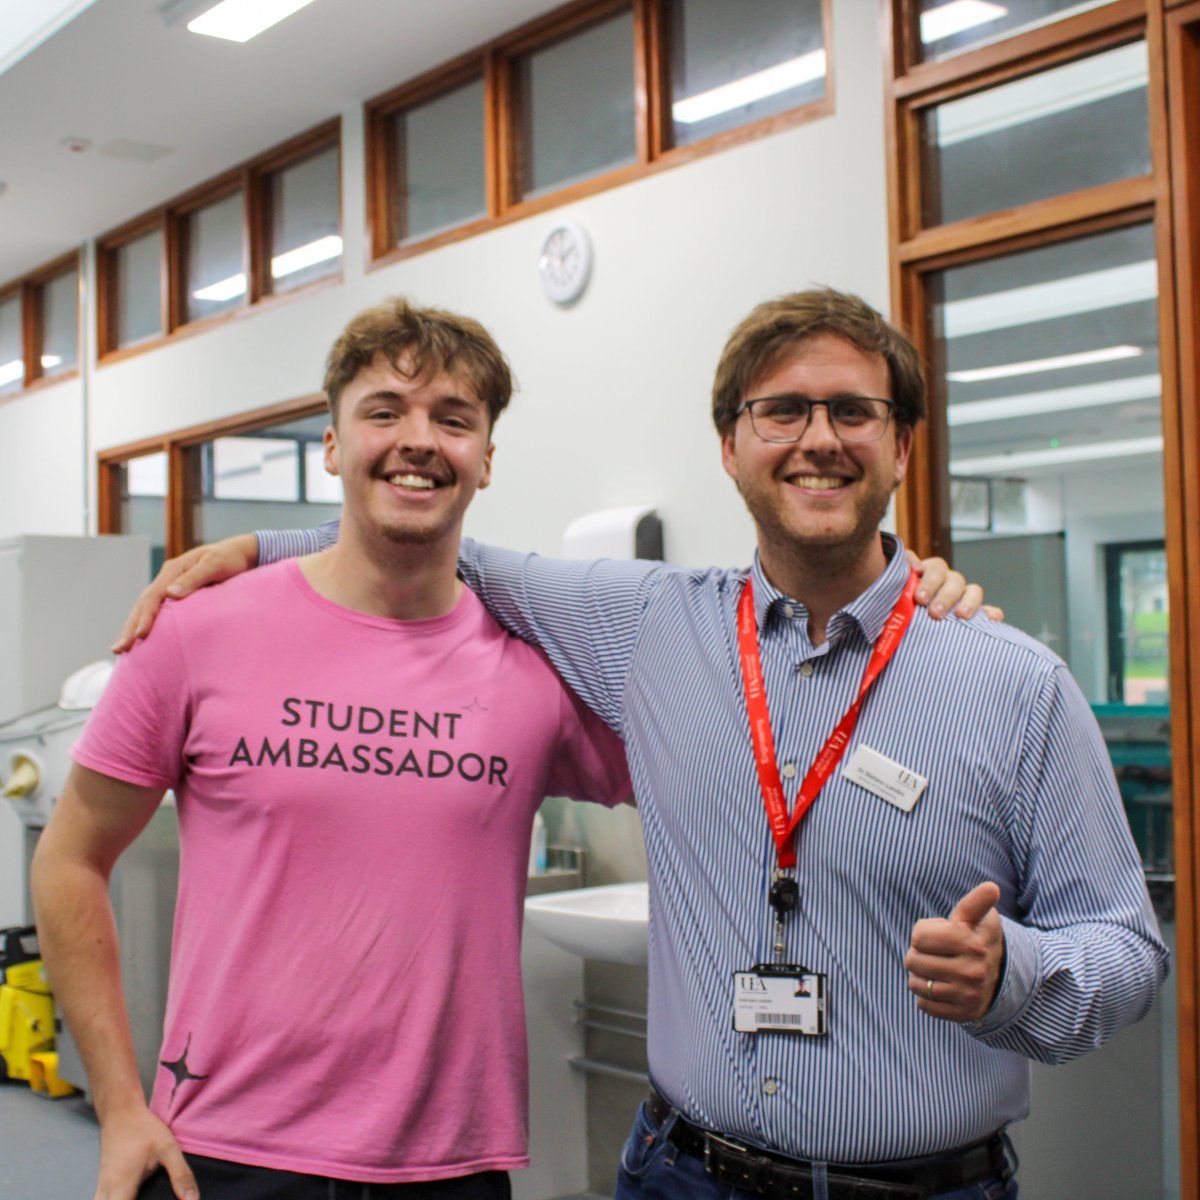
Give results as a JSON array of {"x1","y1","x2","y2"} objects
[{"x1": 905, "y1": 882, "x2": 1004, "y2": 1022}]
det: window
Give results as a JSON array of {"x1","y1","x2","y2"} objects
[
  {"x1": 37, "y1": 265, "x2": 79, "y2": 378},
  {"x1": 264, "y1": 144, "x2": 342, "y2": 295},
  {"x1": 0, "y1": 252, "x2": 81, "y2": 394},
  {"x1": 920, "y1": 40, "x2": 1150, "y2": 226},
  {"x1": 887, "y1": 0, "x2": 1190, "y2": 1190},
  {"x1": 366, "y1": 0, "x2": 832, "y2": 260},
  {"x1": 391, "y1": 76, "x2": 487, "y2": 244},
  {"x1": 665, "y1": 0, "x2": 826, "y2": 148},
  {"x1": 97, "y1": 120, "x2": 340, "y2": 358},
  {"x1": 914, "y1": 0, "x2": 1117, "y2": 64},
  {"x1": 513, "y1": 8, "x2": 637, "y2": 199},
  {"x1": 0, "y1": 292, "x2": 22, "y2": 396},
  {"x1": 182, "y1": 189, "x2": 247, "y2": 324},
  {"x1": 108, "y1": 226, "x2": 166, "y2": 350},
  {"x1": 99, "y1": 402, "x2": 337, "y2": 560}
]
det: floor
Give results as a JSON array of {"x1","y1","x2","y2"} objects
[{"x1": 0, "y1": 1078, "x2": 101, "y2": 1199}]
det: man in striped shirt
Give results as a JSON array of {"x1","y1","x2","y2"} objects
[{"x1": 122, "y1": 288, "x2": 1165, "y2": 1199}]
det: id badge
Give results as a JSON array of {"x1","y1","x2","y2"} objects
[{"x1": 733, "y1": 964, "x2": 827, "y2": 1035}]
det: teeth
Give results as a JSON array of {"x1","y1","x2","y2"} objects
[
  {"x1": 794, "y1": 477, "x2": 845, "y2": 490},
  {"x1": 388, "y1": 474, "x2": 436, "y2": 490}
]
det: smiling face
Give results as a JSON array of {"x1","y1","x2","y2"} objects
[
  {"x1": 324, "y1": 352, "x2": 494, "y2": 552},
  {"x1": 720, "y1": 333, "x2": 913, "y2": 582}
]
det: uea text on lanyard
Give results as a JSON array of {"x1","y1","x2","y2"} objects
[{"x1": 737, "y1": 569, "x2": 918, "y2": 870}]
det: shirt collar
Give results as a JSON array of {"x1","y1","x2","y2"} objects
[{"x1": 749, "y1": 532, "x2": 912, "y2": 644}]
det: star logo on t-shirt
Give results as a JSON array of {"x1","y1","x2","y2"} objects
[
  {"x1": 160, "y1": 1032, "x2": 209, "y2": 1104},
  {"x1": 461, "y1": 697, "x2": 488, "y2": 713}
]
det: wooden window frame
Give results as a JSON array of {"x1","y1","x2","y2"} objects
[
  {"x1": 98, "y1": 393, "x2": 328, "y2": 559},
  {"x1": 885, "y1": 0, "x2": 1199, "y2": 1192},
  {"x1": 96, "y1": 119, "x2": 341, "y2": 365},
  {"x1": 0, "y1": 250, "x2": 82, "y2": 399},
  {"x1": 365, "y1": 0, "x2": 835, "y2": 268}
]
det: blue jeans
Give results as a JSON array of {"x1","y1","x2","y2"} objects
[{"x1": 615, "y1": 1101, "x2": 1018, "y2": 1200}]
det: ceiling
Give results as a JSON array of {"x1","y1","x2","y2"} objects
[{"x1": 0, "y1": 0, "x2": 564, "y2": 284}]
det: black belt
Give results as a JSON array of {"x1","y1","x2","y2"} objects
[{"x1": 645, "y1": 1087, "x2": 1011, "y2": 1200}]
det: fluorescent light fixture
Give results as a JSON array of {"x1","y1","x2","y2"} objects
[
  {"x1": 192, "y1": 273, "x2": 246, "y2": 303},
  {"x1": 0, "y1": 359, "x2": 23, "y2": 386},
  {"x1": 951, "y1": 435, "x2": 1162, "y2": 474},
  {"x1": 672, "y1": 50, "x2": 826, "y2": 125},
  {"x1": 921, "y1": 1, "x2": 1007, "y2": 44},
  {"x1": 40, "y1": 354, "x2": 63, "y2": 369},
  {"x1": 947, "y1": 373, "x2": 1160, "y2": 426},
  {"x1": 187, "y1": 0, "x2": 317, "y2": 43},
  {"x1": 947, "y1": 345, "x2": 1143, "y2": 383},
  {"x1": 270, "y1": 234, "x2": 342, "y2": 279},
  {"x1": 934, "y1": 41, "x2": 1147, "y2": 147},
  {"x1": 942, "y1": 260, "x2": 1156, "y2": 339}
]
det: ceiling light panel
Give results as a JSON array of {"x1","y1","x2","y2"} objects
[
  {"x1": 187, "y1": 0, "x2": 318, "y2": 43},
  {"x1": 947, "y1": 373, "x2": 1161, "y2": 426},
  {"x1": 950, "y1": 435, "x2": 1163, "y2": 474},
  {"x1": 920, "y1": 1, "x2": 1008, "y2": 44},
  {"x1": 947, "y1": 345, "x2": 1144, "y2": 383}
]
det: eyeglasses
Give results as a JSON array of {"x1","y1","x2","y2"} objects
[{"x1": 735, "y1": 395, "x2": 895, "y2": 444}]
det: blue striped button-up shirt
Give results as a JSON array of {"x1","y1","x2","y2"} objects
[{"x1": 260, "y1": 525, "x2": 1167, "y2": 1163}]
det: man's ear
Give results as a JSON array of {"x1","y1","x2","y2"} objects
[
  {"x1": 720, "y1": 428, "x2": 740, "y2": 483},
  {"x1": 893, "y1": 424, "x2": 914, "y2": 487},
  {"x1": 323, "y1": 423, "x2": 339, "y2": 476},
  {"x1": 478, "y1": 443, "x2": 495, "y2": 490}
]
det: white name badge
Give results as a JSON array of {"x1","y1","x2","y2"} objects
[
  {"x1": 733, "y1": 967, "x2": 827, "y2": 1035},
  {"x1": 842, "y1": 744, "x2": 927, "y2": 812}
]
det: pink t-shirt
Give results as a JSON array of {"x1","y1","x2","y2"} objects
[{"x1": 73, "y1": 561, "x2": 630, "y2": 1182}]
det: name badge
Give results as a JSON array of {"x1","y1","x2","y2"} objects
[
  {"x1": 842, "y1": 744, "x2": 927, "y2": 812},
  {"x1": 733, "y1": 966, "x2": 827, "y2": 1035}
]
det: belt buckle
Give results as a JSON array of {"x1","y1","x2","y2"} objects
[{"x1": 703, "y1": 1130, "x2": 774, "y2": 1194}]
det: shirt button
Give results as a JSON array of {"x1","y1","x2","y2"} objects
[
  {"x1": 799, "y1": 662, "x2": 814, "y2": 678},
  {"x1": 781, "y1": 763, "x2": 797, "y2": 779},
  {"x1": 782, "y1": 604, "x2": 795, "y2": 619},
  {"x1": 763, "y1": 1078, "x2": 779, "y2": 1095}
]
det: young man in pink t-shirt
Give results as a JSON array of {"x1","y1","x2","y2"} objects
[{"x1": 31, "y1": 299, "x2": 631, "y2": 1200}]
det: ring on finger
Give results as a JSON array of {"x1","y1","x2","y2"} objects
[{"x1": 926, "y1": 978, "x2": 935, "y2": 1001}]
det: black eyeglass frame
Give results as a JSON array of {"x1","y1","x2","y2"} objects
[{"x1": 733, "y1": 395, "x2": 896, "y2": 443}]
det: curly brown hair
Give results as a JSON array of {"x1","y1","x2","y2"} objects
[
  {"x1": 711, "y1": 288, "x2": 926, "y2": 436},
  {"x1": 324, "y1": 297, "x2": 513, "y2": 427}
]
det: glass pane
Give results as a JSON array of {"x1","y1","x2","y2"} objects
[
  {"x1": 305, "y1": 442, "x2": 342, "y2": 503},
  {"x1": 1107, "y1": 542, "x2": 1169, "y2": 705},
  {"x1": 922, "y1": 41, "x2": 1149, "y2": 226},
  {"x1": 667, "y1": 0, "x2": 825, "y2": 148},
  {"x1": 118, "y1": 452, "x2": 168, "y2": 578},
  {"x1": 917, "y1": 0, "x2": 1116, "y2": 63},
  {"x1": 517, "y1": 9, "x2": 637, "y2": 199},
  {"x1": 191, "y1": 412, "x2": 340, "y2": 543},
  {"x1": 950, "y1": 476, "x2": 989, "y2": 529},
  {"x1": 268, "y1": 145, "x2": 341, "y2": 294},
  {"x1": 0, "y1": 293, "x2": 23, "y2": 395},
  {"x1": 185, "y1": 191, "x2": 246, "y2": 324},
  {"x1": 40, "y1": 268, "x2": 78, "y2": 377},
  {"x1": 394, "y1": 78, "x2": 486, "y2": 243},
  {"x1": 212, "y1": 437, "x2": 299, "y2": 501},
  {"x1": 931, "y1": 223, "x2": 1177, "y2": 1195},
  {"x1": 114, "y1": 229, "x2": 164, "y2": 348}
]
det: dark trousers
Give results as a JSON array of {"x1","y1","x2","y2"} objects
[{"x1": 137, "y1": 1153, "x2": 513, "y2": 1200}]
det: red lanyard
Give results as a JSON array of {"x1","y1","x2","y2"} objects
[{"x1": 737, "y1": 569, "x2": 917, "y2": 869}]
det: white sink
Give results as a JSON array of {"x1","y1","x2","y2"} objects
[{"x1": 524, "y1": 881, "x2": 649, "y2": 965}]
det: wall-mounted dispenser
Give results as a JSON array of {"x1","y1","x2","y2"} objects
[{"x1": 560, "y1": 505, "x2": 663, "y2": 561}]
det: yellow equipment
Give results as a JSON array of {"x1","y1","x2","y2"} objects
[{"x1": 0, "y1": 925, "x2": 76, "y2": 1094}]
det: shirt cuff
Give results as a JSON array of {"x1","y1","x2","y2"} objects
[
  {"x1": 256, "y1": 521, "x2": 336, "y2": 565},
  {"x1": 963, "y1": 914, "x2": 1041, "y2": 1037}
]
